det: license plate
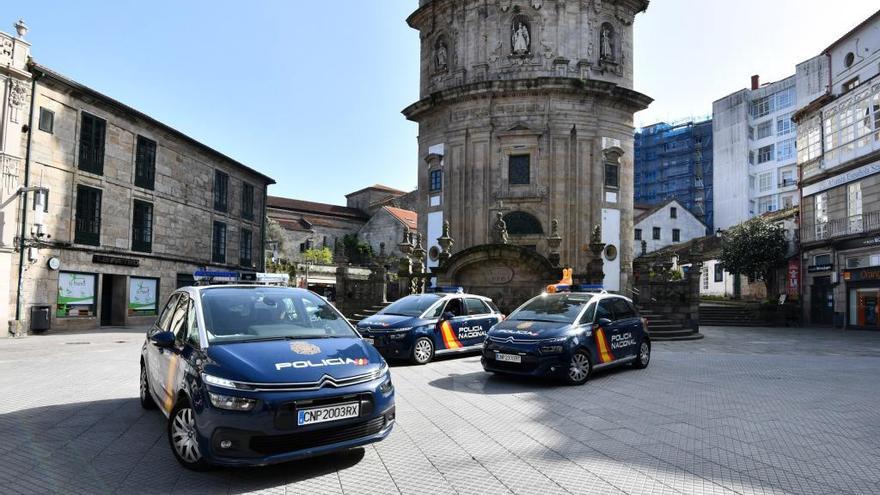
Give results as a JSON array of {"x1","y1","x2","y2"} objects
[
  {"x1": 297, "y1": 402, "x2": 360, "y2": 426},
  {"x1": 495, "y1": 352, "x2": 522, "y2": 363},
  {"x1": 363, "y1": 337, "x2": 375, "y2": 345}
]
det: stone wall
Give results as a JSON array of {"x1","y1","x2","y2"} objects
[
  {"x1": 334, "y1": 265, "x2": 387, "y2": 317},
  {"x1": 633, "y1": 260, "x2": 701, "y2": 331},
  {"x1": 12, "y1": 71, "x2": 272, "y2": 333}
]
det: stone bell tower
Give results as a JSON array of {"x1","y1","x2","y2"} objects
[{"x1": 404, "y1": 0, "x2": 652, "y2": 292}]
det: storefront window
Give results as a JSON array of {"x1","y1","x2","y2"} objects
[
  {"x1": 57, "y1": 272, "x2": 97, "y2": 317},
  {"x1": 850, "y1": 288, "x2": 880, "y2": 328},
  {"x1": 128, "y1": 277, "x2": 159, "y2": 316}
]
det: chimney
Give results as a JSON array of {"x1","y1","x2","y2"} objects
[{"x1": 751, "y1": 75, "x2": 760, "y2": 90}]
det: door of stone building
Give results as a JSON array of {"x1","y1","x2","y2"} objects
[
  {"x1": 100, "y1": 274, "x2": 126, "y2": 326},
  {"x1": 810, "y1": 276, "x2": 834, "y2": 325}
]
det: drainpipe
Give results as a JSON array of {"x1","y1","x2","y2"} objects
[{"x1": 13, "y1": 72, "x2": 40, "y2": 332}]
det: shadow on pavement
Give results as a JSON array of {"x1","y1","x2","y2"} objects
[{"x1": 0, "y1": 398, "x2": 368, "y2": 493}]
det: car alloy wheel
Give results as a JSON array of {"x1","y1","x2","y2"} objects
[
  {"x1": 139, "y1": 363, "x2": 156, "y2": 410},
  {"x1": 171, "y1": 405, "x2": 202, "y2": 465},
  {"x1": 412, "y1": 337, "x2": 434, "y2": 365},
  {"x1": 633, "y1": 340, "x2": 651, "y2": 369},
  {"x1": 567, "y1": 351, "x2": 591, "y2": 385}
]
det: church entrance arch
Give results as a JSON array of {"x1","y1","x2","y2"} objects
[{"x1": 432, "y1": 244, "x2": 560, "y2": 313}]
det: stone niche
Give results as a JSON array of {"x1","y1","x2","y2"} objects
[{"x1": 433, "y1": 244, "x2": 560, "y2": 313}]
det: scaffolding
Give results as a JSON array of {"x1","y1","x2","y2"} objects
[{"x1": 634, "y1": 118, "x2": 714, "y2": 231}]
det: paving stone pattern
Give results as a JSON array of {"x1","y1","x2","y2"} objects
[{"x1": 0, "y1": 325, "x2": 878, "y2": 494}]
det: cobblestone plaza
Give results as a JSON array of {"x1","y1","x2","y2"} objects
[{"x1": 1, "y1": 326, "x2": 878, "y2": 494}]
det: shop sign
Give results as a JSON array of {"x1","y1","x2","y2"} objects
[
  {"x1": 787, "y1": 259, "x2": 800, "y2": 297},
  {"x1": 128, "y1": 278, "x2": 158, "y2": 315},
  {"x1": 57, "y1": 272, "x2": 96, "y2": 317},
  {"x1": 836, "y1": 235, "x2": 880, "y2": 251},
  {"x1": 92, "y1": 254, "x2": 140, "y2": 267},
  {"x1": 802, "y1": 159, "x2": 880, "y2": 196},
  {"x1": 808, "y1": 264, "x2": 833, "y2": 273},
  {"x1": 843, "y1": 268, "x2": 880, "y2": 282}
]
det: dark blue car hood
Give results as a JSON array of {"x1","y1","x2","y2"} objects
[
  {"x1": 205, "y1": 338, "x2": 384, "y2": 383},
  {"x1": 488, "y1": 320, "x2": 574, "y2": 340},
  {"x1": 357, "y1": 313, "x2": 425, "y2": 329}
]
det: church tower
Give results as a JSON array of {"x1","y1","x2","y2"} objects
[{"x1": 404, "y1": 0, "x2": 651, "y2": 291}]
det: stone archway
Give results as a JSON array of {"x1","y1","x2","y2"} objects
[{"x1": 432, "y1": 244, "x2": 560, "y2": 313}]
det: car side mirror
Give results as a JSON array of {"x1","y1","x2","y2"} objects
[
  {"x1": 151, "y1": 330, "x2": 175, "y2": 348},
  {"x1": 598, "y1": 318, "x2": 613, "y2": 327}
]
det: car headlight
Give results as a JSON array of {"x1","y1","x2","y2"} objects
[
  {"x1": 378, "y1": 370, "x2": 394, "y2": 394},
  {"x1": 208, "y1": 392, "x2": 257, "y2": 411},
  {"x1": 202, "y1": 373, "x2": 250, "y2": 391},
  {"x1": 539, "y1": 337, "x2": 568, "y2": 354}
]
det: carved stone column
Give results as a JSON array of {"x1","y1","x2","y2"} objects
[
  {"x1": 437, "y1": 220, "x2": 454, "y2": 266},
  {"x1": 588, "y1": 224, "x2": 606, "y2": 286}
]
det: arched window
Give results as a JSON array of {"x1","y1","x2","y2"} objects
[{"x1": 504, "y1": 211, "x2": 543, "y2": 235}]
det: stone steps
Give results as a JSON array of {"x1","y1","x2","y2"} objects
[{"x1": 638, "y1": 306, "x2": 703, "y2": 341}]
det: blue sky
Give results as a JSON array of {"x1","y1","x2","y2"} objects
[{"x1": 13, "y1": 1, "x2": 879, "y2": 205}]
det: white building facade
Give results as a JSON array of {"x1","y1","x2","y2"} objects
[
  {"x1": 633, "y1": 200, "x2": 706, "y2": 256},
  {"x1": 713, "y1": 76, "x2": 800, "y2": 230}
]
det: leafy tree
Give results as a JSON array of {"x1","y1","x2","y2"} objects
[
  {"x1": 718, "y1": 216, "x2": 788, "y2": 296},
  {"x1": 302, "y1": 247, "x2": 333, "y2": 265},
  {"x1": 342, "y1": 234, "x2": 374, "y2": 265}
]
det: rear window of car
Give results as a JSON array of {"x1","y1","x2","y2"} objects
[{"x1": 508, "y1": 294, "x2": 592, "y2": 324}]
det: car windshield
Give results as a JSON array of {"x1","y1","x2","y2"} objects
[
  {"x1": 201, "y1": 287, "x2": 358, "y2": 344},
  {"x1": 379, "y1": 294, "x2": 444, "y2": 317},
  {"x1": 507, "y1": 293, "x2": 593, "y2": 324}
]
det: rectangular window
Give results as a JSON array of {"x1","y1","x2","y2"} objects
[
  {"x1": 214, "y1": 170, "x2": 229, "y2": 212},
  {"x1": 240, "y1": 228, "x2": 253, "y2": 267},
  {"x1": 634, "y1": 228, "x2": 642, "y2": 241},
  {"x1": 774, "y1": 88, "x2": 794, "y2": 109},
  {"x1": 751, "y1": 96, "x2": 772, "y2": 118},
  {"x1": 134, "y1": 136, "x2": 156, "y2": 190},
  {"x1": 508, "y1": 155, "x2": 530, "y2": 185},
  {"x1": 672, "y1": 229, "x2": 681, "y2": 242},
  {"x1": 814, "y1": 254, "x2": 832, "y2": 266},
  {"x1": 757, "y1": 144, "x2": 774, "y2": 163},
  {"x1": 605, "y1": 163, "x2": 619, "y2": 188},
  {"x1": 782, "y1": 195, "x2": 794, "y2": 209},
  {"x1": 57, "y1": 272, "x2": 97, "y2": 318},
  {"x1": 777, "y1": 115, "x2": 794, "y2": 136},
  {"x1": 78, "y1": 112, "x2": 106, "y2": 175},
  {"x1": 756, "y1": 120, "x2": 772, "y2": 139},
  {"x1": 131, "y1": 200, "x2": 153, "y2": 253},
  {"x1": 776, "y1": 138, "x2": 796, "y2": 162},
  {"x1": 844, "y1": 77, "x2": 860, "y2": 92},
  {"x1": 758, "y1": 172, "x2": 772, "y2": 192},
  {"x1": 38, "y1": 107, "x2": 54, "y2": 134},
  {"x1": 714, "y1": 264, "x2": 723, "y2": 282},
  {"x1": 652, "y1": 227, "x2": 661, "y2": 240},
  {"x1": 429, "y1": 169, "x2": 442, "y2": 192},
  {"x1": 128, "y1": 277, "x2": 159, "y2": 316},
  {"x1": 241, "y1": 183, "x2": 255, "y2": 220},
  {"x1": 212, "y1": 221, "x2": 227, "y2": 263},
  {"x1": 849, "y1": 182, "x2": 863, "y2": 233},
  {"x1": 758, "y1": 196, "x2": 774, "y2": 213},
  {"x1": 74, "y1": 185, "x2": 102, "y2": 246},
  {"x1": 797, "y1": 114, "x2": 823, "y2": 163},
  {"x1": 670, "y1": 207, "x2": 677, "y2": 219}
]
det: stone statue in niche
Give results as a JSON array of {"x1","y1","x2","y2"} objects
[
  {"x1": 600, "y1": 23, "x2": 614, "y2": 61},
  {"x1": 491, "y1": 212, "x2": 510, "y2": 244},
  {"x1": 512, "y1": 21, "x2": 530, "y2": 55},
  {"x1": 435, "y1": 40, "x2": 448, "y2": 71}
]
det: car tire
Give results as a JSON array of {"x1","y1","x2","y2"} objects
[
  {"x1": 168, "y1": 397, "x2": 210, "y2": 471},
  {"x1": 139, "y1": 362, "x2": 157, "y2": 410},
  {"x1": 564, "y1": 350, "x2": 592, "y2": 385},
  {"x1": 632, "y1": 339, "x2": 651, "y2": 369},
  {"x1": 411, "y1": 337, "x2": 434, "y2": 365}
]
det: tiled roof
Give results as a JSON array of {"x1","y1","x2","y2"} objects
[
  {"x1": 267, "y1": 196, "x2": 368, "y2": 220},
  {"x1": 384, "y1": 206, "x2": 418, "y2": 230}
]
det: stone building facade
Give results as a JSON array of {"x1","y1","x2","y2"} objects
[
  {"x1": 2, "y1": 25, "x2": 274, "y2": 335},
  {"x1": 404, "y1": 0, "x2": 652, "y2": 292}
]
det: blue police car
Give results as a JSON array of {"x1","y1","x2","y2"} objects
[
  {"x1": 482, "y1": 290, "x2": 650, "y2": 385},
  {"x1": 139, "y1": 285, "x2": 395, "y2": 469},
  {"x1": 357, "y1": 291, "x2": 503, "y2": 364}
]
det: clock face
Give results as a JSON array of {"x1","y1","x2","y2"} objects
[{"x1": 48, "y1": 257, "x2": 60, "y2": 270}]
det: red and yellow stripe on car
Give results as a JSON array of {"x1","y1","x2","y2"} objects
[
  {"x1": 163, "y1": 355, "x2": 179, "y2": 413},
  {"x1": 594, "y1": 327, "x2": 615, "y2": 364},
  {"x1": 439, "y1": 320, "x2": 463, "y2": 350}
]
